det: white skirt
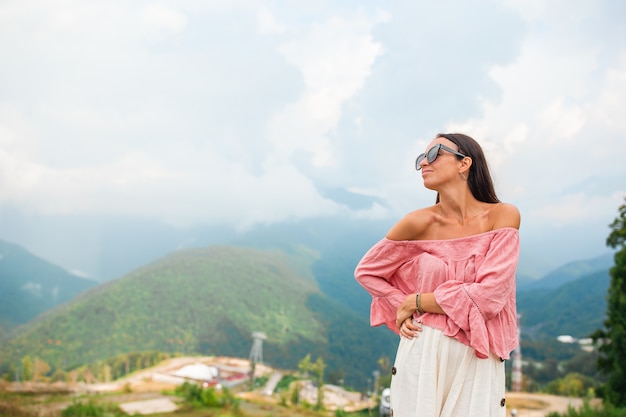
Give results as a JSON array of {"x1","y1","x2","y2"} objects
[{"x1": 389, "y1": 324, "x2": 506, "y2": 417}]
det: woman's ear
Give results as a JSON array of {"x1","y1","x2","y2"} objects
[{"x1": 459, "y1": 157, "x2": 472, "y2": 178}]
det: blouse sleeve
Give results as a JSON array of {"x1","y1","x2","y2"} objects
[
  {"x1": 433, "y1": 228, "x2": 519, "y2": 358},
  {"x1": 354, "y1": 239, "x2": 413, "y2": 334}
]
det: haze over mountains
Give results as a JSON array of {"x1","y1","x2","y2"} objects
[
  {"x1": 0, "y1": 240, "x2": 97, "y2": 337},
  {"x1": 0, "y1": 209, "x2": 616, "y2": 284}
]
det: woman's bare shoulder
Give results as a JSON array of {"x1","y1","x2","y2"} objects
[
  {"x1": 491, "y1": 202, "x2": 521, "y2": 230},
  {"x1": 386, "y1": 207, "x2": 437, "y2": 241}
]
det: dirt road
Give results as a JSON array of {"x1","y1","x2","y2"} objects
[{"x1": 506, "y1": 392, "x2": 598, "y2": 417}]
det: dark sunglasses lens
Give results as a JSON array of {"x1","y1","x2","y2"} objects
[
  {"x1": 427, "y1": 145, "x2": 440, "y2": 163},
  {"x1": 415, "y1": 154, "x2": 425, "y2": 170}
]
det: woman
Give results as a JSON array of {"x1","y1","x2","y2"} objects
[{"x1": 355, "y1": 133, "x2": 520, "y2": 417}]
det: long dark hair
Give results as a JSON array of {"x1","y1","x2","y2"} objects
[{"x1": 435, "y1": 133, "x2": 500, "y2": 204}]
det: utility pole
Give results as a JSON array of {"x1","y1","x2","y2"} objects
[
  {"x1": 373, "y1": 370, "x2": 380, "y2": 397},
  {"x1": 16, "y1": 348, "x2": 21, "y2": 386},
  {"x1": 511, "y1": 313, "x2": 523, "y2": 392},
  {"x1": 249, "y1": 332, "x2": 266, "y2": 390}
]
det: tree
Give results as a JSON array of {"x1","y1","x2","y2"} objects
[
  {"x1": 298, "y1": 354, "x2": 311, "y2": 378},
  {"x1": 4, "y1": 364, "x2": 16, "y2": 382},
  {"x1": 593, "y1": 198, "x2": 626, "y2": 406},
  {"x1": 378, "y1": 356, "x2": 392, "y2": 391},
  {"x1": 310, "y1": 356, "x2": 326, "y2": 410},
  {"x1": 298, "y1": 354, "x2": 326, "y2": 410},
  {"x1": 51, "y1": 369, "x2": 67, "y2": 382},
  {"x1": 21, "y1": 356, "x2": 33, "y2": 381},
  {"x1": 33, "y1": 357, "x2": 51, "y2": 382}
]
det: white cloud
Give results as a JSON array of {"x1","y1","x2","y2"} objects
[
  {"x1": 0, "y1": 0, "x2": 625, "y2": 273},
  {"x1": 21, "y1": 282, "x2": 43, "y2": 298},
  {"x1": 257, "y1": 8, "x2": 286, "y2": 35},
  {"x1": 590, "y1": 52, "x2": 626, "y2": 132},
  {"x1": 140, "y1": 4, "x2": 187, "y2": 37},
  {"x1": 529, "y1": 191, "x2": 625, "y2": 227},
  {"x1": 270, "y1": 11, "x2": 387, "y2": 167},
  {"x1": 537, "y1": 99, "x2": 586, "y2": 144},
  {"x1": 68, "y1": 269, "x2": 90, "y2": 278},
  {"x1": 0, "y1": 4, "x2": 389, "y2": 228},
  {"x1": 443, "y1": 1, "x2": 626, "y2": 205}
]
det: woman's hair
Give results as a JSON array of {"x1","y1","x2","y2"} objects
[{"x1": 435, "y1": 133, "x2": 500, "y2": 204}]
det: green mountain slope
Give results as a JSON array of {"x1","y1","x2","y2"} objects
[
  {"x1": 0, "y1": 245, "x2": 396, "y2": 388},
  {"x1": 517, "y1": 269, "x2": 610, "y2": 340},
  {"x1": 0, "y1": 239, "x2": 97, "y2": 334},
  {"x1": 518, "y1": 253, "x2": 613, "y2": 290}
]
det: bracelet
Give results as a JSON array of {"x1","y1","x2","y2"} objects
[{"x1": 416, "y1": 293, "x2": 425, "y2": 315}]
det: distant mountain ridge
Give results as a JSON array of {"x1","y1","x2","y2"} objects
[
  {"x1": 517, "y1": 252, "x2": 613, "y2": 340},
  {"x1": 518, "y1": 253, "x2": 614, "y2": 291},
  {"x1": 0, "y1": 239, "x2": 97, "y2": 335},
  {"x1": 0, "y1": 244, "x2": 395, "y2": 389},
  {"x1": 518, "y1": 269, "x2": 610, "y2": 340}
]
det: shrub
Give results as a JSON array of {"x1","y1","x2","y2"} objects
[
  {"x1": 174, "y1": 382, "x2": 239, "y2": 411},
  {"x1": 334, "y1": 408, "x2": 348, "y2": 417},
  {"x1": 546, "y1": 401, "x2": 626, "y2": 417},
  {"x1": 61, "y1": 400, "x2": 127, "y2": 417}
]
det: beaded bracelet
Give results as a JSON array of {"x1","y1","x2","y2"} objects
[{"x1": 416, "y1": 293, "x2": 425, "y2": 315}]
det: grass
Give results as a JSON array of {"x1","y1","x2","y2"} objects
[{"x1": 506, "y1": 395, "x2": 550, "y2": 410}]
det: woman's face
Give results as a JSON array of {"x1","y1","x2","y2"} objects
[{"x1": 418, "y1": 137, "x2": 464, "y2": 180}]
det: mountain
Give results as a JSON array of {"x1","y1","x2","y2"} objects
[
  {"x1": 226, "y1": 218, "x2": 387, "y2": 318},
  {"x1": 0, "y1": 244, "x2": 396, "y2": 389},
  {"x1": 0, "y1": 239, "x2": 97, "y2": 336},
  {"x1": 0, "y1": 224, "x2": 616, "y2": 387},
  {"x1": 518, "y1": 253, "x2": 614, "y2": 291},
  {"x1": 517, "y1": 269, "x2": 610, "y2": 340}
]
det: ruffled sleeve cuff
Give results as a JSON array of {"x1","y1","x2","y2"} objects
[{"x1": 434, "y1": 282, "x2": 490, "y2": 358}]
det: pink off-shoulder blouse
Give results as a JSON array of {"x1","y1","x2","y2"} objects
[{"x1": 354, "y1": 227, "x2": 520, "y2": 360}]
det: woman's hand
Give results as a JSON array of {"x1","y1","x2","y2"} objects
[
  {"x1": 396, "y1": 293, "x2": 423, "y2": 338},
  {"x1": 396, "y1": 293, "x2": 417, "y2": 326},
  {"x1": 397, "y1": 317, "x2": 422, "y2": 339}
]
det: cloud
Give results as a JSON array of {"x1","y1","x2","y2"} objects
[
  {"x1": 140, "y1": 4, "x2": 187, "y2": 38},
  {"x1": 270, "y1": 11, "x2": 388, "y2": 167},
  {"x1": 529, "y1": 191, "x2": 625, "y2": 227},
  {"x1": 21, "y1": 282, "x2": 43, "y2": 298},
  {"x1": 257, "y1": 8, "x2": 286, "y2": 35},
  {"x1": 590, "y1": 52, "x2": 626, "y2": 132},
  {"x1": 0, "y1": 1, "x2": 392, "y2": 228},
  {"x1": 441, "y1": 1, "x2": 626, "y2": 208},
  {"x1": 0, "y1": 0, "x2": 625, "y2": 273}
]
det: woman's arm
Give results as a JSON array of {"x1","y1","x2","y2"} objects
[{"x1": 396, "y1": 292, "x2": 445, "y2": 325}]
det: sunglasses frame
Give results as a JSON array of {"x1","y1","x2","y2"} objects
[{"x1": 415, "y1": 144, "x2": 467, "y2": 171}]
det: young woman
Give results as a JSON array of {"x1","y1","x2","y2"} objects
[{"x1": 355, "y1": 133, "x2": 520, "y2": 417}]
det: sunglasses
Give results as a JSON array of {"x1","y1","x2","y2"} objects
[{"x1": 415, "y1": 144, "x2": 467, "y2": 171}]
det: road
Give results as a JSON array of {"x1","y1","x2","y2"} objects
[
  {"x1": 505, "y1": 392, "x2": 599, "y2": 417},
  {"x1": 260, "y1": 371, "x2": 283, "y2": 395}
]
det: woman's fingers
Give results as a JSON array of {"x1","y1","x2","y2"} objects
[
  {"x1": 406, "y1": 320, "x2": 423, "y2": 332},
  {"x1": 400, "y1": 319, "x2": 422, "y2": 338}
]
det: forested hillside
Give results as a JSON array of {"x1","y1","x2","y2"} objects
[
  {"x1": 518, "y1": 253, "x2": 613, "y2": 290},
  {"x1": 0, "y1": 245, "x2": 396, "y2": 389},
  {"x1": 517, "y1": 269, "x2": 610, "y2": 340}
]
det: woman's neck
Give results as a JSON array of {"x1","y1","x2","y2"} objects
[{"x1": 436, "y1": 191, "x2": 485, "y2": 226}]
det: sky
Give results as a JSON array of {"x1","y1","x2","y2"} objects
[{"x1": 1, "y1": 0, "x2": 625, "y2": 278}]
